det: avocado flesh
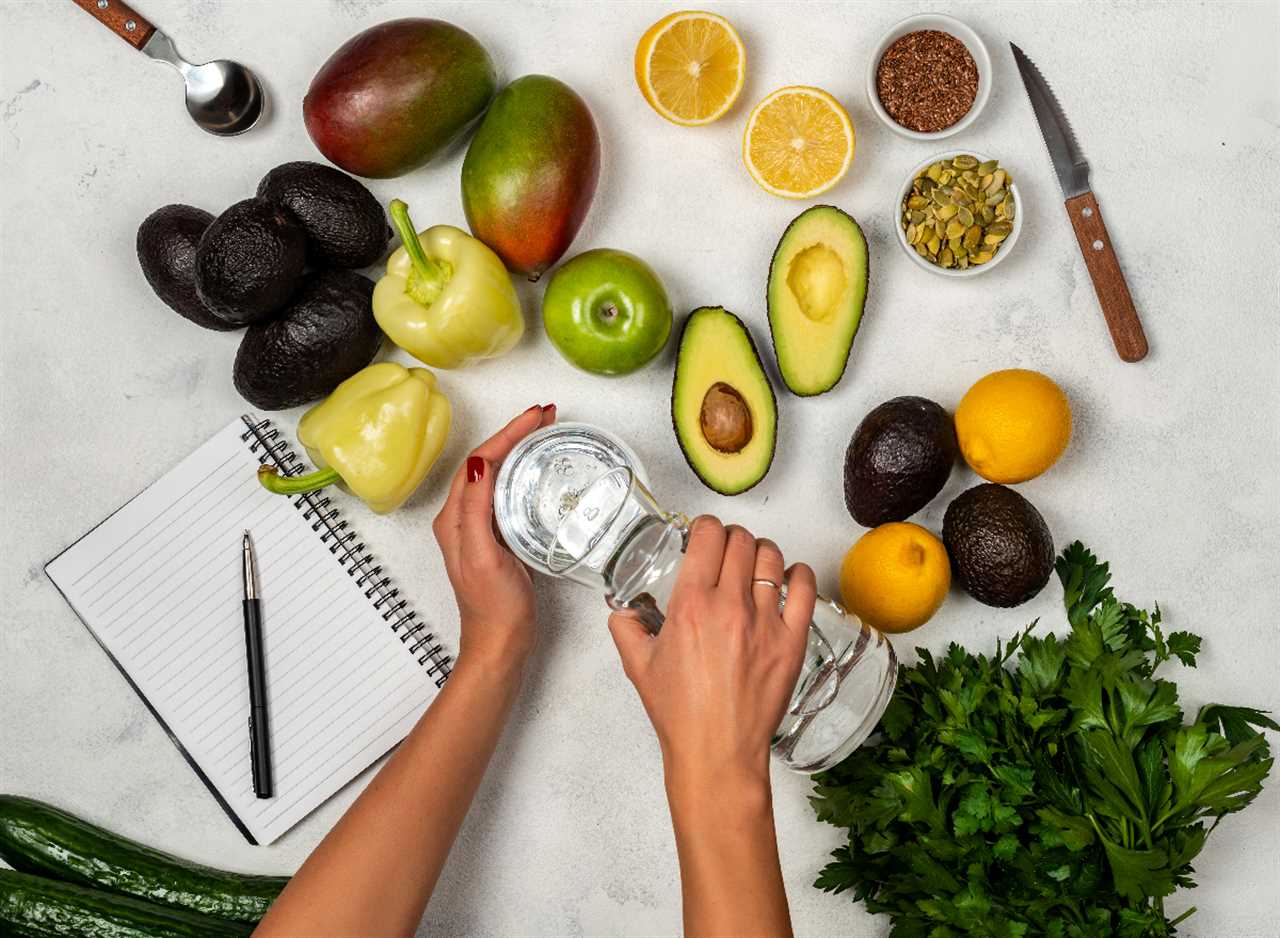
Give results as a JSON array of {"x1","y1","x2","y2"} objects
[
  {"x1": 845, "y1": 396, "x2": 957, "y2": 526},
  {"x1": 767, "y1": 205, "x2": 868, "y2": 396},
  {"x1": 943, "y1": 483, "x2": 1054, "y2": 608},
  {"x1": 672, "y1": 307, "x2": 777, "y2": 495}
]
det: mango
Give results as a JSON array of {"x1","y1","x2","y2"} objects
[
  {"x1": 461, "y1": 75, "x2": 600, "y2": 281},
  {"x1": 304, "y1": 19, "x2": 496, "y2": 179}
]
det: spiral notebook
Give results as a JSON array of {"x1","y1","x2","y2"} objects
[{"x1": 45, "y1": 415, "x2": 451, "y2": 845}]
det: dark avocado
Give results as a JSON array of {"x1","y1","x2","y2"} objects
[
  {"x1": 195, "y1": 197, "x2": 308, "y2": 326},
  {"x1": 671, "y1": 307, "x2": 778, "y2": 495},
  {"x1": 233, "y1": 270, "x2": 382, "y2": 410},
  {"x1": 943, "y1": 483, "x2": 1054, "y2": 607},
  {"x1": 136, "y1": 204, "x2": 237, "y2": 331},
  {"x1": 844, "y1": 396, "x2": 957, "y2": 526},
  {"x1": 257, "y1": 161, "x2": 391, "y2": 269}
]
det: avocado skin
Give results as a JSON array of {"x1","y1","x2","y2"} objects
[
  {"x1": 136, "y1": 205, "x2": 238, "y2": 331},
  {"x1": 670, "y1": 307, "x2": 778, "y2": 496},
  {"x1": 233, "y1": 270, "x2": 382, "y2": 410},
  {"x1": 844, "y1": 396, "x2": 956, "y2": 526},
  {"x1": 943, "y1": 483, "x2": 1054, "y2": 607},
  {"x1": 257, "y1": 162, "x2": 391, "y2": 269},
  {"x1": 195, "y1": 197, "x2": 308, "y2": 326}
]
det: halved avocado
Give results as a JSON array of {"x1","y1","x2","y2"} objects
[
  {"x1": 672, "y1": 307, "x2": 777, "y2": 495},
  {"x1": 766, "y1": 205, "x2": 868, "y2": 396}
]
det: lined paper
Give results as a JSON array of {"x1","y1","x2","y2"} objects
[{"x1": 46, "y1": 418, "x2": 438, "y2": 845}]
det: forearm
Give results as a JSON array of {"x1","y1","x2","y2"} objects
[
  {"x1": 665, "y1": 764, "x2": 793, "y2": 938},
  {"x1": 255, "y1": 651, "x2": 526, "y2": 938}
]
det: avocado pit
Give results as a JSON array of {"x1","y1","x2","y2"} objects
[{"x1": 700, "y1": 382, "x2": 753, "y2": 454}]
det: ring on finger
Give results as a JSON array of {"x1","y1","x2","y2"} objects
[{"x1": 751, "y1": 577, "x2": 782, "y2": 591}]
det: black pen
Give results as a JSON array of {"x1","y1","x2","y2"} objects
[{"x1": 242, "y1": 531, "x2": 273, "y2": 798}]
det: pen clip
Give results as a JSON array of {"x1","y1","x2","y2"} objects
[{"x1": 248, "y1": 714, "x2": 260, "y2": 790}]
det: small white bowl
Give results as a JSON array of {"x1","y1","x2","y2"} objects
[
  {"x1": 895, "y1": 150, "x2": 1023, "y2": 279},
  {"x1": 866, "y1": 13, "x2": 992, "y2": 141}
]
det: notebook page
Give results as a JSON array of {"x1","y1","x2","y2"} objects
[{"x1": 46, "y1": 418, "x2": 438, "y2": 845}]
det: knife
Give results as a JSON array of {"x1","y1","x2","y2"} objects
[{"x1": 1011, "y1": 43, "x2": 1149, "y2": 363}]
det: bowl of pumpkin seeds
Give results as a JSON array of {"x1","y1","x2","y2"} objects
[{"x1": 896, "y1": 151, "x2": 1021, "y2": 277}]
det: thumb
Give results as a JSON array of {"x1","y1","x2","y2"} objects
[{"x1": 607, "y1": 609, "x2": 653, "y2": 685}]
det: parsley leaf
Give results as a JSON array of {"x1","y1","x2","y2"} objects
[{"x1": 811, "y1": 542, "x2": 1274, "y2": 937}]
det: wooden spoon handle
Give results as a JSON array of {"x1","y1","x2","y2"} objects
[
  {"x1": 1065, "y1": 190, "x2": 1149, "y2": 363},
  {"x1": 71, "y1": 0, "x2": 156, "y2": 50}
]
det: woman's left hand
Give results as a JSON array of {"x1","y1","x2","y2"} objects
[{"x1": 432, "y1": 404, "x2": 556, "y2": 670}]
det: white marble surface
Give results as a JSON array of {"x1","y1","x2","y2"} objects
[{"x1": 3, "y1": 1, "x2": 1279, "y2": 935}]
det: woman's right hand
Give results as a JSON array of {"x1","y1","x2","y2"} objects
[{"x1": 606, "y1": 516, "x2": 817, "y2": 789}]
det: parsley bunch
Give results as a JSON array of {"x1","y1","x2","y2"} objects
[{"x1": 811, "y1": 542, "x2": 1275, "y2": 937}]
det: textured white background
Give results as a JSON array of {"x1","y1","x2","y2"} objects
[{"x1": 3, "y1": 1, "x2": 1278, "y2": 935}]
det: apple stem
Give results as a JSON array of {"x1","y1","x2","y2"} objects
[{"x1": 602, "y1": 304, "x2": 619, "y2": 321}]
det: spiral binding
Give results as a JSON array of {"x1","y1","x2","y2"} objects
[{"x1": 239, "y1": 415, "x2": 452, "y2": 687}]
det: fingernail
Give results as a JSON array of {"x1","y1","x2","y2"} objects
[
  {"x1": 466, "y1": 456, "x2": 485, "y2": 483},
  {"x1": 542, "y1": 403, "x2": 556, "y2": 414}
]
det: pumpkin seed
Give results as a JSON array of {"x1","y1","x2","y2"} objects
[{"x1": 903, "y1": 155, "x2": 1016, "y2": 270}]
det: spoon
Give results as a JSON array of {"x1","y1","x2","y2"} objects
[{"x1": 72, "y1": 0, "x2": 265, "y2": 136}]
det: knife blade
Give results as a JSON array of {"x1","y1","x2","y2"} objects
[{"x1": 1011, "y1": 43, "x2": 1149, "y2": 363}]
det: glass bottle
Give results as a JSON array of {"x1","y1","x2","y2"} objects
[{"x1": 495, "y1": 423, "x2": 896, "y2": 773}]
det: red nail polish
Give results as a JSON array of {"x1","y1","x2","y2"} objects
[
  {"x1": 466, "y1": 456, "x2": 485, "y2": 483},
  {"x1": 542, "y1": 403, "x2": 556, "y2": 413}
]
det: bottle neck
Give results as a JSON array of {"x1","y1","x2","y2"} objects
[{"x1": 603, "y1": 514, "x2": 689, "y2": 633}]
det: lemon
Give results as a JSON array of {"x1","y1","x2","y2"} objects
[
  {"x1": 635, "y1": 11, "x2": 746, "y2": 126},
  {"x1": 839, "y1": 523, "x2": 950, "y2": 634},
  {"x1": 743, "y1": 86, "x2": 855, "y2": 198},
  {"x1": 955, "y1": 369, "x2": 1072, "y2": 483}
]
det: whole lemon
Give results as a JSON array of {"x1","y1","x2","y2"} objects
[
  {"x1": 839, "y1": 522, "x2": 950, "y2": 634},
  {"x1": 955, "y1": 369, "x2": 1072, "y2": 483}
]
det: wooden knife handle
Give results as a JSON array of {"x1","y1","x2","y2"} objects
[
  {"x1": 71, "y1": 0, "x2": 156, "y2": 50},
  {"x1": 1065, "y1": 191, "x2": 1149, "y2": 363}
]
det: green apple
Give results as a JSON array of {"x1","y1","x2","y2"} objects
[{"x1": 542, "y1": 248, "x2": 672, "y2": 375}]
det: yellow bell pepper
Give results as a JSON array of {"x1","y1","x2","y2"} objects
[
  {"x1": 258, "y1": 362, "x2": 451, "y2": 514},
  {"x1": 372, "y1": 200, "x2": 524, "y2": 369}
]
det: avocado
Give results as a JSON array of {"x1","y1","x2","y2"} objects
[
  {"x1": 844, "y1": 396, "x2": 957, "y2": 526},
  {"x1": 233, "y1": 270, "x2": 382, "y2": 410},
  {"x1": 136, "y1": 204, "x2": 237, "y2": 331},
  {"x1": 672, "y1": 307, "x2": 777, "y2": 495},
  {"x1": 195, "y1": 197, "x2": 308, "y2": 326},
  {"x1": 257, "y1": 161, "x2": 391, "y2": 269},
  {"x1": 943, "y1": 483, "x2": 1054, "y2": 607},
  {"x1": 767, "y1": 205, "x2": 868, "y2": 396}
]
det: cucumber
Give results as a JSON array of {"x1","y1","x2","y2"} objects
[
  {"x1": 0, "y1": 870, "x2": 253, "y2": 938},
  {"x1": 0, "y1": 796, "x2": 287, "y2": 923}
]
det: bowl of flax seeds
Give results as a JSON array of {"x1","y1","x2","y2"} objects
[{"x1": 866, "y1": 13, "x2": 992, "y2": 140}]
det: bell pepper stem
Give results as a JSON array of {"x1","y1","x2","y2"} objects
[
  {"x1": 389, "y1": 199, "x2": 451, "y2": 306},
  {"x1": 258, "y1": 464, "x2": 342, "y2": 496}
]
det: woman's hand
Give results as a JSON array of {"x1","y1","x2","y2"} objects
[
  {"x1": 607, "y1": 516, "x2": 817, "y2": 788},
  {"x1": 607, "y1": 516, "x2": 816, "y2": 938},
  {"x1": 433, "y1": 403, "x2": 555, "y2": 671}
]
